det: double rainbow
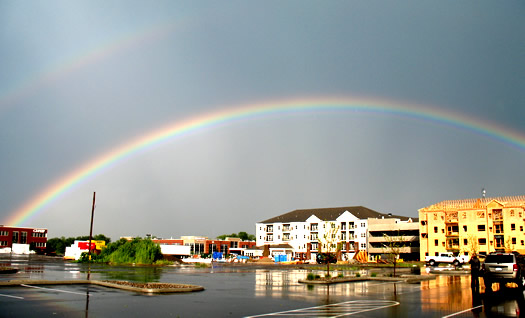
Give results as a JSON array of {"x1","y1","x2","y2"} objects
[{"x1": 5, "y1": 96, "x2": 525, "y2": 226}]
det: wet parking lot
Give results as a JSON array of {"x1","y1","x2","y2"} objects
[{"x1": 1, "y1": 255, "x2": 524, "y2": 318}]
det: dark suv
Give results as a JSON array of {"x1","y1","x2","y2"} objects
[{"x1": 482, "y1": 252, "x2": 525, "y2": 291}]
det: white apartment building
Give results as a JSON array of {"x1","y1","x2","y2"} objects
[{"x1": 256, "y1": 206, "x2": 414, "y2": 262}]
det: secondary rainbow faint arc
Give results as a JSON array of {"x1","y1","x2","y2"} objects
[{"x1": 6, "y1": 97, "x2": 525, "y2": 226}]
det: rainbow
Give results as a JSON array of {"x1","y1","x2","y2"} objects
[{"x1": 5, "y1": 96, "x2": 525, "y2": 226}]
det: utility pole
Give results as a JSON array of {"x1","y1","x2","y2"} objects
[{"x1": 88, "y1": 192, "x2": 96, "y2": 261}]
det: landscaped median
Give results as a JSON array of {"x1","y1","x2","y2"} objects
[
  {"x1": 0, "y1": 279, "x2": 204, "y2": 294},
  {"x1": 299, "y1": 275, "x2": 436, "y2": 285}
]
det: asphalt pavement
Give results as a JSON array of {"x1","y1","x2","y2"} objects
[{"x1": 0, "y1": 255, "x2": 524, "y2": 317}]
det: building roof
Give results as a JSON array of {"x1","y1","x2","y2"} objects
[
  {"x1": 419, "y1": 195, "x2": 525, "y2": 212},
  {"x1": 259, "y1": 206, "x2": 414, "y2": 223}
]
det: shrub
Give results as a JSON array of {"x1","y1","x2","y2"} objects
[
  {"x1": 338, "y1": 273, "x2": 344, "y2": 278},
  {"x1": 307, "y1": 273, "x2": 316, "y2": 280},
  {"x1": 371, "y1": 272, "x2": 377, "y2": 277},
  {"x1": 355, "y1": 272, "x2": 361, "y2": 277}
]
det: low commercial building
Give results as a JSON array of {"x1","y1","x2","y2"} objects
[
  {"x1": 419, "y1": 195, "x2": 525, "y2": 259},
  {"x1": 0, "y1": 226, "x2": 47, "y2": 254},
  {"x1": 64, "y1": 240, "x2": 106, "y2": 260},
  {"x1": 151, "y1": 236, "x2": 256, "y2": 257}
]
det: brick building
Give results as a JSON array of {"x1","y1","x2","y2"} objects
[{"x1": 0, "y1": 226, "x2": 48, "y2": 253}]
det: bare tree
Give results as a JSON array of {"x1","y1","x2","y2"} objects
[
  {"x1": 318, "y1": 222, "x2": 340, "y2": 277},
  {"x1": 382, "y1": 232, "x2": 407, "y2": 277},
  {"x1": 463, "y1": 234, "x2": 479, "y2": 256}
]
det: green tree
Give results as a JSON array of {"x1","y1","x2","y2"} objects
[{"x1": 216, "y1": 232, "x2": 255, "y2": 241}]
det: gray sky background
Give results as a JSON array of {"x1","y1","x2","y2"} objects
[{"x1": 1, "y1": 1, "x2": 524, "y2": 241}]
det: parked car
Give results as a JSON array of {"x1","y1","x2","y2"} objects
[
  {"x1": 425, "y1": 252, "x2": 469, "y2": 267},
  {"x1": 316, "y1": 252, "x2": 337, "y2": 264},
  {"x1": 482, "y1": 252, "x2": 525, "y2": 291}
]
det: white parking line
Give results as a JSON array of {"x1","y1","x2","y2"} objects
[
  {"x1": 441, "y1": 305, "x2": 484, "y2": 318},
  {"x1": 0, "y1": 293, "x2": 24, "y2": 300},
  {"x1": 21, "y1": 284, "x2": 87, "y2": 295},
  {"x1": 246, "y1": 300, "x2": 400, "y2": 317}
]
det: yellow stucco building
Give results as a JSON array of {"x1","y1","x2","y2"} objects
[{"x1": 419, "y1": 196, "x2": 525, "y2": 259}]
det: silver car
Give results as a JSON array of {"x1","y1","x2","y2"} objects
[{"x1": 482, "y1": 252, "x2": 525, "y2": 291}]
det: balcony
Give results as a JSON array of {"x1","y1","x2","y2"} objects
[
  {"x1": 368, "y1": 235, "x2": 418, "y2": 243},
  {"x1": 368, "y1": 246, "x2": 419, "y2": 254}
]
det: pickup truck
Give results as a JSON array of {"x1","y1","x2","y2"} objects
[{"x1": 425, "y1": 252, "x2": 469, "y2": 266}]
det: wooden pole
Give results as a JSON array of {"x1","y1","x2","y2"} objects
[{"x1": 88, "y1": 192, "x2": 96, "y2": 261}]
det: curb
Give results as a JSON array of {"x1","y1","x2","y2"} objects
[
  {"x1": 298, "y1": 275, "x2": 436, "y2": 285},
  {"x1": 0, "y1": 279, "x2": 204, "y2": 294}
]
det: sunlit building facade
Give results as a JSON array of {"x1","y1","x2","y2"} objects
[
  {"x1": 256, "y1": 206, "x2": 416, "y2": 262},
  {"x1": 419, "y1": 196, "x2": 525, "y2": 259}
]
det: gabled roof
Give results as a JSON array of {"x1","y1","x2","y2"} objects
[
  {"x1": 419, "y1": 196, "x2": 525, "y2": 212},
  {"x1": 259, "y1": 206, "x2": 413, "y2": 224}
]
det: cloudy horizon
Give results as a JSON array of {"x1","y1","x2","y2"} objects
[{"x1": 1, "y1": 1, "x2": 524, "y2": 241}]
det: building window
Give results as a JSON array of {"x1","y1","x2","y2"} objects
[
  {"x1": 463, "y1": 239, "x2": 468, "y2": 245},
  {"x1": 12, "y1": 232, "x2": 19, "y2": 244},
  {"x1": 266, "y1": 235, "x2": 273, "y2": 242},
  {"x1": 310, "y1": 233, "x2": 318, "y2": 240},
  {"x1": 477, "y1": 211, "x2": 485, "y2": 218},
  {"x1": 310, "y1": 223, "x2": 318, "y2": 231},
  {"x1": 512, "y1": 238, "x2": 517, "y2": 245},
  {"x1": 521, "y1": 226, "x2": 524, "y2": 232},
  {"x1": 478, "y1": 225, "x2": 486, "y2": 231},
  {"x1": 511, "y1": 224, "x2": 516, "y2": 231},
  {"x1": 511, "y1": 210, "x2": 515, "y2": 217},
  {"x1": 434, "y1": 227, "x2": 438, "y2": 233},
  {"x1": 421, "y1": 233, "x2": 427, "y2": 238},
  {"x1": 360, "y1": 243, "x2": 366, "y2": 249},
  {"x1": 421, "y1": 221, "x2": 427, "y2": 225},
  {"x1": 361, "y1": 233, "x2": 366, "y2": 238},
  {"x1": 20, "y1": 232, "x2": 27, "y2": 244},
  {"x1": 341, "y1": 222, "x2": 346, "y2": 230},
  {"x1": 478, "y1": 238, "x2": 486, "y2": 245},
  {"x1": 0, "y1": 241, "x2": 8, "y2": 246},
  {"x1": 522, "y1": 240, "x2": 524, "y2": 246},
  {"x1": 283, "y1": 224, "x2": 291, "y2": 231},
  {"x1": 361, "y1": 223, "x2": 366, "y2": 227},
  {"x1": 266, "y1": 225, "x2": 273, "y2": 232},
  {"x1": 0, "y1": 231, "x2": 9, "y2": 236},
  {"x1": 463, "y1": 226, "x2": 467, "y2": 232},
  {"x1": 435, "y1": 239, "x2": 439, "y2": 246},
  {"x1": 311, "y1": 242, "x2": 318, "y2": 250},
  {"x1": 331, "y1": 223, "x2": 336, "y2": 229}
]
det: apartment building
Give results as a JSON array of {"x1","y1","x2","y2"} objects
[
  {"x1": 419, "y1": 196, "x2": 525, "y2": 259},
  {"x1": 256, "y1": 206, "x2": 415, "y2": 262}
]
